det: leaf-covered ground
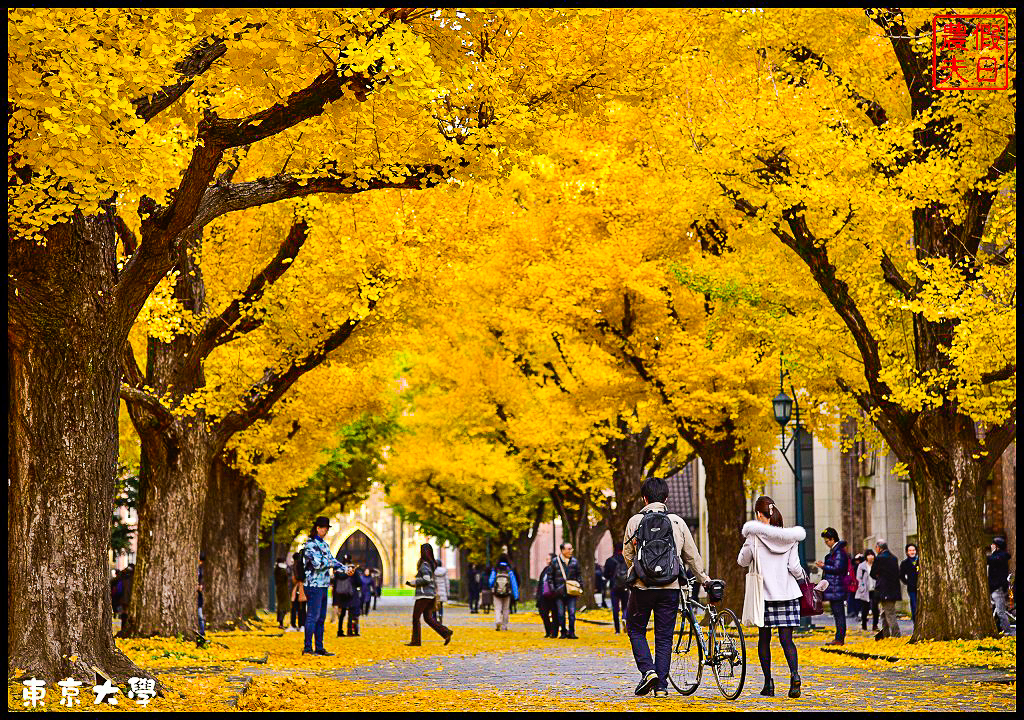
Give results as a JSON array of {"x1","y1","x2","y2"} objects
[{"x1": 8, "y1": 602, "x2": 1016, "y2": 711}]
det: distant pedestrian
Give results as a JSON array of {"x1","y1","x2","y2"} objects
[
  {"x1": 274, "y1": 556, "x2": 292, "y2": 628},
  {"x1": 480, "y1": 565, "x2": 493, "y2": 614},
  {"x1": 626, "y1": 476, "x2": 711, "y2": 699},
  {"x1": 197, "y1": 553, "x2": 206, "y2": 639},
  {"x1": 900, "y1": 544, "x2": 919, "y2": 625},
  {"x1": 434, "y1": 562, "x2": 451, "y2": 624},
  {"x1": 537, "y1": 555, "x2": 558, "y2": 638},
  {"x1": 815, "y1": 527, "x2": 849, "y2": 646},
  {"x1": 303, "y1": 516, "x2": 346, "y2": 655},
  {"x1": 870, "y1": 539, "x2": 901, "y2": 639},
  {"x1": 596, "y1": 564, "x2": 608, "y2": 608},
  {"x1": 290, "y1": 551, "x2": 307, "y2": 632},
  {"x1": 604, "y1": 543, "x2": 630, "y2": 634},
  {"x1": 738, "y1": 495, "x2": 805, "y2": 699},
  {"x1": 848, "y1": 553, "x2": 865, "y2": 618},
  {"x1": 549, "y1": 543, "x2": 582, "y2": 640},
  {"x1": 508, "y1": 560, "x2": 520, "y2": 616},
  {"x1": 406, "y1": 543, "x2": 453, "y2": 646},
  {"x1": 468, "y1": 563, "x2": 481, "y2": 613},
  {"x1": 361, "y1": 567, "x2": 374, "y2": 617},
  {"x1": 345, "y1": 564, "x2": 364, "y2": 637},
  {"x1": 489, "y1": 554, "x2": 520, "y2": 631},
  {"x1": 856, "y1": 550, "x2": 879, "y2": 631},
  {"x1": 988, "y1": 537, "x2": 1012, "y2": 633},
  {"x1": 333, "y1": 554, "x2": 356, "y2": 636}
]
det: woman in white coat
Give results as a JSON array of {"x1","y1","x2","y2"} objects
[
  {"x1": 856, "y1": 549, "x2": 878, "y2": 631},
  {"x1": 738, "y1": 495, "x2": 806, "y2": 699}
]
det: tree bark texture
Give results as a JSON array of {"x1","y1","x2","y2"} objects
[
  {"x1": 8, "y1": 211, "x2": 144, "y2": 682},
  {"x1": 699, "y1": 440, "x2": 751, "y2": 621}
]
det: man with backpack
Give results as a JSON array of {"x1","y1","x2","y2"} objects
[
  {"x1": 604, "y1": 543, "x2": 631, "y2": 634},
  {"x1": 489, "y1": 554, "x2": 519, "y2": 631},
  {"x1": 623, "y1": 476, "x2": 711, "y2": 698}
]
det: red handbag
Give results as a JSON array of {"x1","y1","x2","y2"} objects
[{"x1": 798, "y1": 572, "x2": 824, "y2": 617}]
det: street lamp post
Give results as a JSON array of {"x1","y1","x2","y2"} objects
[
  {"x1": 772, "y1": 357, "x2": 812, "y2": 631},
  {"x1": 268, "y1": 518, "x2": 277, "y2": 613}
]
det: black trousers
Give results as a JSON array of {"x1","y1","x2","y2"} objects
[
  {"x1": 610, "y1": 588, "x2": 629, "y2": 633},
  {"x1": 538, "y1": 596, "x2": 556, "y2": 636},
  {"x1": 625, "y1": 589, "x2": 678, "y2": 691}
]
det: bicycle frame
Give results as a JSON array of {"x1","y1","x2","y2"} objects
[{"x1": 679, "y1": 583, "x2": 715, "y2": 662}]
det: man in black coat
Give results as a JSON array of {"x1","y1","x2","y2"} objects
[
  {"x1": 870, "y1": 540, "x2": 902, "y2": 639},
  {"x1": 603, "y1": 543, "x2": 630, "y2": 634},
  {"x1": 467, "y1": 563, "x2": 481, "y2": 614},
  {"x1": 987, "y1": 537, "x2": 1012, "y2": 633}
]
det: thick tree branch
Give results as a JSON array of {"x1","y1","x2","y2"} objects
[
  {"x1": 980, "y1": 406, "x2": 1017, "y2": 477},
  {"x1": 962, "y1": 132, "x2": 1016, "y2": 256},
  {"x1": 119, "y1": 385, "x2": 177, "y2": 432},
  {"x1": 779, "y1": 45, "x2": 890, "y2": 127},
  {"x1": 865, "y1": 8, "x2": 931, "y2": 115},
  {"x1": 132, "y1": 35, "x2": 231, "y2": 123},
  {"x1": 980, "y1": 363, "x2": 1016, "y2": 385},
  {"x1": 190, "y1": 221, "x2": 309, "y2": 368},
  {"x1": 880, "y1": 250, "x2": 915, "y2": 298}
]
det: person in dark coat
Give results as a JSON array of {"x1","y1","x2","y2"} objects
[
  {"x1": 870, "y1": 539, "x2": 901, "y2": 639},
  {"x1": 899, "y1": 544, "x2": 919, "y2": 626},
  {"x1": 274, "y1": 557, "x2": 292, "y2": 628},
  {"x1": 988, "y1": 537, "x2": 1012, "y2": 633},
  {"x1": 345, "y1": 564, "x2": 365, "y2": 637},
  {"x1": 360, "y1": 567, "x2": 374, "y2": 616},
  {"x1": 603, "y1": 543, "x2": 630, "y2": 634},
  {"x1": 596, "y1": 564, "x2": 608, "y2": 608},
  {"x1": 815, "y1": 527, "x2": 849, "y2": 645},
  {"x1": 333, "y1": 554, "x2": 356, "y2": 637},
  {"x1": 467, "y1": 563, "x2": 481, "y2": 614},
  {"x1": 537, "y1": 556, "x2": 558, "y2": 638}
]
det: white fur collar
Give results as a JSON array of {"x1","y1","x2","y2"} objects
[{"x1": 741, "y1": 520, "x2": 806, "y2": 543}]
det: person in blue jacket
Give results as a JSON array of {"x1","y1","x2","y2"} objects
[
  {"x1": 303, "y1": 516, "x2": 346, "y2": 655},
  {"x1": 489, "y1": 554, "x2": 520, "y2": 631},
  {"x1": 815, "y1": 527, "x2": 850, "y2": 646}
]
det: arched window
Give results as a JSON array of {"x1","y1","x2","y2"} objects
[{"x1": 336, "y1": 529, "x2": 383, "y2": 572}]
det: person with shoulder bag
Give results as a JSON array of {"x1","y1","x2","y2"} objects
[
  {"x1": 549, "y1": 542, "x2": 583, "y2": 639},
  {"x1": 624, "y1": 477, "x2": 712, "y2": 699},
  {"x1": 406, "y1": 543, "x2": 453, "y2": 646},
  {"x1": 815, "y1": 527, "x2": 850, "y2": 646},
  {"x1": 738, "y1": 496, "x2": 806, "y2": 699}
]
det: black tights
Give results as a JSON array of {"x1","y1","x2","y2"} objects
[{"x1": 758, "y1": 627, "x2": 799, "y2": 680}]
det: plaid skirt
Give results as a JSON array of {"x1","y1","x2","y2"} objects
[{"x1": 764, "y1": 599, "x2": 801, "y2": 627}]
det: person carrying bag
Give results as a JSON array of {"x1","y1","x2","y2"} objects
[{"x1": 737, "y1": 496, "x2": 806, "y2": 699}]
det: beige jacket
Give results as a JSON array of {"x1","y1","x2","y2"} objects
[{"x1": 623, "y1": 502, "x2": 710, "y2": 589}]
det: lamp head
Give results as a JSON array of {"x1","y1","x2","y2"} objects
[{"x1": 773, "y1": 391, "x2": 793, "y2": 427}]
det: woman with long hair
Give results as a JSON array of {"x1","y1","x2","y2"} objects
[
  {"x1": 406, "y1": 543, "x2": 453, "y2": 646},
  {"x1": 738, "y1": 496, "x2": 806, "y2": 699}
]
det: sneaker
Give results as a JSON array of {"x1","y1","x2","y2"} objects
[
  {"x1": 302, "y1": 649, "x2": 314, "y2": 655},
  {"x1": 314, "y1": 649, "x2": 335, "y2": 656},
  {"x1": 635, "y1": 670, "x2": 659, "y2": 696},
  {"x1": 653, "y1": 687, "x2": 669, "y2": 698}
]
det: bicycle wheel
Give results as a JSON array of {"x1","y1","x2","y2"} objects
[
  {"x1": 669, "y1": 612, "x2": 703, "y2": 695},
  {"x1": 710, "y1": 608, "x2": 746, "y2": 700}
]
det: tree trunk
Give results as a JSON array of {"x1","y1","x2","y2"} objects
[
  {"x1": 908, "y1": 428, "x2": 997, "y2": 641},
  {"x1": 201, "y1": 459, "x2": 244, "y2": 630},
  {"x1": 573, "y1": 501, "x2": 603, "y2": 609},
  {"x1": 457, "y1": 545, "x2": 471, "y2": 602},
  {"x1": 509, "y1": 528, "x2": 536, "y2": 601},
  {"x1": 8, "y1": 210, "x2": 146, "y2": 682},
  {"x1": 700, "y1": 439, "x2": 750, "y2": 620},
  {"x1": 123, "y1": 424, "x2": 212, "y2": 638},
  {"x1": 238, "y1": 474, "x2": 266, "y2": 620},
  {"x1": 258, "y1": 540, "x2": 274, "y2": 612}
]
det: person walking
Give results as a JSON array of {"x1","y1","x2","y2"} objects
[
  {"x1": 900, "y1": 544, "x2": 919, "y2": 626},
  {"x1": 604, "y1": 543, "x2": 631, "y2": 634},
  {"x1": 406, "y1": 543, "x2": 453, "y2": 646},
  {"x1": 274, "y1": 556, "x2": 292, "y2": 629},
  {"x1": 334, "y1": 554, "x2": 356, "y2": 636},
  {"x1": 625, "y1": 477, "x2": 711, "y2": 699},
  {"x1": 815, "y1": 527, "x2": 849, "y2": 646},
  {"x1": 988, "y1": 537, "x2": 1012, "y2": 633},
  {"x1": 345, "y1": 564, "x2": 364, "y2": 637},
  {"x1": 489, "y1": 554, "x2": 520, "y2": 631},
  {"x1": 848, "y1": 553, "x2": 865, "y2": 619},
  {"x1": 289, "y1": 551, "x2": 307, "y2": 632},
  {"x1": 537, "y1": 556, "x2": 558, "y2": 638},
  {"x1": 434, "y1": 562, "x2": 451, "y2": 625},
  {"x1": 361, "y1": 567, "x2": 374, "y2": 617},
  {"x1": 549, "y1": 543, "x2": 583, "y2": 640},
  {"x1": 303, "y1": 516, "x2": 346, "y2": 655},
  {"x1": 870, "y1": 539, "x2": 901, "y2": 639},
  {"x1": 596, "y1": 564, "x2": 608, "y2": 608},
  {"x1": 856, "y1": 550, "x2": 878, "y2": 631},
  {"x1": 738, "y1": 495, "x2": 806, "y2": 699},
  {"x1": 480, "y1": 564, "x2": 494, "y2": 615},
  {"x1": 468, "y1": 563, "x2": 481, "y2": 614}
]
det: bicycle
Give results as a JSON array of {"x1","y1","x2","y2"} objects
[{"x1": 669, "y1": 578, "x2": 746, "y2": 699}]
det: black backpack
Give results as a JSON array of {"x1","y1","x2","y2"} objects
[
  {"x1": 630, "y1": 509, "x2": 680, "y2": 586},
  {"x1": 335, "y1": 573, "x2": 353, "y2": 600},
  {"x1": 612, "y1": 558, "x2": 630, "y2": 590}
]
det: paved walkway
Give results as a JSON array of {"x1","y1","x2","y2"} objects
[{"x1": 208, "y1": 604, "x2": 1014, "y2": 711}]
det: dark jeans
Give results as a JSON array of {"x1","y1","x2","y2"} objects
[
  {"x1": 304, "y1": 586, "x2": 328, "y2": 652},
  {"x1": 610, "y1": 588, "x2": 629, "y2": 633},
  {"x1": 469, "y1": 590, "x2": 480, "y2": 613},
  {"x1": 907, "y1": 590, "x2": 917, "y2": 623},
  {"x1": 830, "y1": 599, "x2": 846, "y2": 642},
  {"x1": 555, "y1": 596, "x2": 577, "y2": 636},
  {"x1": 625, "y1": 588, "x2": 678, "y2": 691},
  {"x1": 410, "y1": 597, "x2": 449, "y2": 645},
  {"x1": 291, "y1": 599, "x2": 307, "y2": 628}
]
